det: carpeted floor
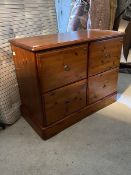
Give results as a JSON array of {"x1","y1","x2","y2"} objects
[{"x1": 0, "y1": 73, "x2": 131, "y2": 175}]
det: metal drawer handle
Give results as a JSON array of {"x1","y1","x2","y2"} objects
[
  {"x1": 103, "y1": 47, "x2": 111, "y2": 58},
  {"x1": 103, "y1": 84, "x2": 106, "y2": 88},
  {"x1": 105, "y1": 53, "x2": 108, "y2": 58},
  {"x1": 104, "y1": 53, "x2": 111, "y2": 58},
  {"x1": 104, "y1": 50, "x2": 111, "y2": 58},
  {"x1": 64, "y1": 65, "x2": 70, "y2": 71}
]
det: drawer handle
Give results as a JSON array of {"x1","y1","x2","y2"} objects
[
  {"x1": 64, "y1": 65, "x2": 70, "y2": 71},
  {"x1": 104, "y1": 53, "x2": 111, "y2": 58},
  {"x1": 103, "y1": 84, "x2": 106, "y2": 88}
]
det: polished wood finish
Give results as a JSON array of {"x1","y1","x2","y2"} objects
[
  {"x1": 11, "y1": 45, "x2": 44, "y2": 126},
  {"x1": 21, "y1": 93, "x2": 116, "y2": 139},
  {"x1": 44, "y1": 80, "x2": 87, "y2": 125},
  {"x1": 9, "y1": 30, "x2": 123, "y2": 139},
  {"x1": 88, "y1": 38, "x2": 123, "y2": 76},
  {"x1": 37, "y1": 45, "x2": 87, "y2": 92},
  {"x1": 9, "y1": 30, "x2": 124, "y2": 51},
  {"x1": 88, "y1": 68, "x2": 119, "y2": 104}
]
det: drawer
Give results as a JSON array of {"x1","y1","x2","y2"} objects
[
  {"x1": 88, "y1": 38, "x2": 122, "y2": 76},
  {"x1": 88, "y1": 68, "x2": 119, "y2": 104},
  {"x1": 37, "y1": 45, "x2": 87, "y2": 92},
  {"x1": 44, "y1": 80, "x2": 87, "y2": 125}
]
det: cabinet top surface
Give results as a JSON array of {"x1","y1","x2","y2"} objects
[{"x1": 9, "y1": 30, "x2": 124, "y2": 52}]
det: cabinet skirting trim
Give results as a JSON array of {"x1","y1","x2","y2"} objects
[{"x1": 21, "y1": 92, "x2": 116, "y2": 140}]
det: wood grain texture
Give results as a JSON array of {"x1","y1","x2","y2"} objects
[
  {"x1": 10, "y1": 31, "x2": 123, "y2": 139},
  {"x1": 21, "y1": 93, "x2": 116, "y2": 139},
  {"x1": 88, "y1": 37, "x2": 123, "y2": 76},
  {"x1": 44, "y1": 80, "x2": 87, "y2": 125},
  {"x1": 9, "y1": 30, "x2": 124, "y2": 51},
  {"x1": 11, "y1": 45, "x2": 44, "y2": 126},
  {"x1": 90, "y1": 0, "x2": 110, "y2": 30},
  {"x1": 37, "y1": 45, "x2": 87, "y2": 92},
  {"x1": 88, "y1": 68, "x2": 119, "y2": 104}
]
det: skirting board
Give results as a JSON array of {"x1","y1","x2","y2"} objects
[{"x1": 21, "y1": 92, "x2": 117, "y2": 140}]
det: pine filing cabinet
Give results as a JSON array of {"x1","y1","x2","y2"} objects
[{"x1": 9, "y1": 30, "x2": 124, "y2": 139}]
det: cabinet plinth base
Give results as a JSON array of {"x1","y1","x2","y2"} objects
[{"x1": 21, "y1": 93, "x2": 117, "y2": 140}]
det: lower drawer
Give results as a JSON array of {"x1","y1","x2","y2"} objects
[
  {"x1": 88, "y1": 68, "x2": 119, "y2": 104},
  {"x1": 44, "y1": 80, "x2": 87, "y2": 125}
]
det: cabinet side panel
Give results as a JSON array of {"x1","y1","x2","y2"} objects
[{"x1": 11, "y1": 45, "x2": 44, "y2": 127}]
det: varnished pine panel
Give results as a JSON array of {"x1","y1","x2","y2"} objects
[
  {"x1": 37, "y1": 45, "x2": 87, "y2": 92},
  {"x1": 88, "y1": 68, "x2": 119, "y2": 104},
  {"x1": 88, "y1": 38, "x2": 123, "y2": 76},
  {"x1": 21, "y1": 93, "x2": 116, "y2": 139},
  {"x1": 9, "y1": 30, "x2": 124, "y2": 51},
  {"x1": 44, "y1": 80, "x2": 87, "y2": 125},
  {"x1": 11, "y1": 45, "x2": 44, "y2": 126},
  {"x1": 10, "y1": 31, "x2": 123, "y2": 139}
]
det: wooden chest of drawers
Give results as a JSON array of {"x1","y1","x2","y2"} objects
[{"x1": 9, "y1": 30, "x2": 124, "y2": 139}]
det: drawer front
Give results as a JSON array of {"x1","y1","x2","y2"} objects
[
  {"x1": 88, "y1": 68, "x2": 119, "y2": 104},
  {"x1": 44, "y1": 80, "x2": 87, "y2": 125},
  {"x1": 88, "y1": 38, "x2": 122, "y2": 76},
  {"x1": 37, "y1": 45, "x2": 87, "y2": 92}
]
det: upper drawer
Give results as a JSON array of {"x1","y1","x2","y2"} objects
[
  {"x1": 88, "y1": 38, "x2": 123, "y2": 76},
  {"x1": 37, "y1": 45, "x2": 87, "y2": 93}
]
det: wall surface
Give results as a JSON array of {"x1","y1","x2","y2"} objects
[
  {"x1": 0, "y1": 0, "x2": 58, "y2": 124},
  {"x1": 55, "y1": 0, "x2": 72, "y2": 33}
]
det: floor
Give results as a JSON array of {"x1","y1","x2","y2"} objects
[{"x1": 0, "y1": 73, "x2": 131, "y2": 175}]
